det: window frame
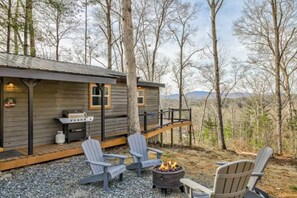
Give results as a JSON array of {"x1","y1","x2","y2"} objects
[
  {"x1": 89, "y1": 84, "x2": 112, "y2": 110},
  {"x1": 137, "y1": 88, "x2": 146, "y2": 106}
]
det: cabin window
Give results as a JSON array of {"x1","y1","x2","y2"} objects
[
  {"x1": 137, "y1": 88, "x2": 145, "y2": 106},
  {"x1": 89, "y1": 84, "x2": 112, "y2": 109}
]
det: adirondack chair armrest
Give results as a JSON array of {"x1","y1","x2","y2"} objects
[
  {"x1": 180, "y1": 178, "x2": 213, "y2": 194},
  {"x1": 86, "y1": 160, "x2": 112, "y2": 167},
  {"x1": 251, "y1": 172, "x2": 263, "y2": 177},
  {"x1": 129, "y1": 150, "x2": 142, "y2": 159},
  {"x1": 147, "y1": 147, "x2": 163, "y2": 154},
  {"x1": 103, "y1": 154, "x2": 128, "y2": 159},
  {"x1": 147, "y1": 147, "x2": 163, "y2": 159},
  {"x1": 103, "y1": 154, "x2": 128, "y2": 165},
  {"x1": 216, "y1": 161, "x2": 228, "y2": 166}
]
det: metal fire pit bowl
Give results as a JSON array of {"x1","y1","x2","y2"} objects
[{"x1": 152, "y1": 165, "x2": 185, "y2": 193}]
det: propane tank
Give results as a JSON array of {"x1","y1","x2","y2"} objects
[{"x1": 55, "y1": 131, "x2": 65, "y2": 144}]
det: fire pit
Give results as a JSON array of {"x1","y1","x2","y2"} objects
[{"x1": 152, "y1": 161, "x2": 185, "y2": 193}]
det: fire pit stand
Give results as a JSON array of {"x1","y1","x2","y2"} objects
[{"x1": 152, "y1": 165, "x2": 185, "y2": 194}]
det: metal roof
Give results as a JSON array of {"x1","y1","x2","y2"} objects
[
  {"x1": 137, "y1": 80, "x2": 165, "y2": 88},
  {"x1": 0, "y1": 52, "x2": 165, "y2": 87},
  {"x1": 0, "y1": 52, "x2": 125, "y2": 78}
]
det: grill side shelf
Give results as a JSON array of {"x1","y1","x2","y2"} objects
[{"x1": 58, "y1": 116, "x2": 94, "y2": 124}]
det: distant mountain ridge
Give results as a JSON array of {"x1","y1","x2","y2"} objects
[{"x1": 163, "y1": 91, "x2": 249, "y2": 100}]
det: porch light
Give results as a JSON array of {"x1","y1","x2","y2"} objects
[{"x1": 7, "y1": 82, "x2": 14, "y2": 88}]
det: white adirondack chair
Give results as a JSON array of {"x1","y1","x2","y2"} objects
[
  {"x1": 217, "y1": 147, "x2": 273, "y2": 198},
  {"x1": 127, "y1": 134, "x2": 163, "y2": 177},
  {"x1": 180, "y1": 160, "x2": 255, "y2": 198},
  {"x1": 79, "y1": 139, "x2": 128, "y2": 191}
]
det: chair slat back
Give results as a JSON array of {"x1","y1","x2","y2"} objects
[
  {"x1": 128, "y1": 134, "x2": 148, "y2": 162},
  {"x1": 248, "y1": 147, "x2": 273, "y2": 190},
  {"x1": 213, "y1": 160, "x2": 255, "y2": 198},
  {"x1": 82, "y1": 139, "x2": 105, "y2": 174}
]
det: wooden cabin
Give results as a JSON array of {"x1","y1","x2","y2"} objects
[
  {"x1": 0, "y1": 52, "x2": 164, "y2": 153},
  {"x1": 0, "y1": 53, "x2": 192, "y2": 171}
]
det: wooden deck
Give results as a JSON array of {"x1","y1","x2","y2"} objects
[{"x1": 0, "y1": 121, "x2": 191, "y2": 171}]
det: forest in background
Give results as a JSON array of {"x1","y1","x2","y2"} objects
[{"x1": 1, "y1": 0, "x2": 297, "y2": 157}]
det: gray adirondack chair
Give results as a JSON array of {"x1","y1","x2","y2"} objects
[
  {"x1": 127, "y1": 134, "x2": 163, "y2": 177},
  {"x1": 180, "y1": 160, "x2": 255, "y2": 198},
  {"x1": 79, "y1": 139, "x2": 128, "y2": 191},
  {"x1": 217, "y1": 147, "x2": 273, "y2": 198}
]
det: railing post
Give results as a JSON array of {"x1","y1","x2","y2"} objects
[
  {"x1": 171, "y1": 109, "x2": 174, "y2": 147},
  {"x1": 168, "y1": 107, "x2": 171, "y2": 120},
  {"x1": 189, "y1": 108, "x2": 192, "y2": 122},
  {"x1": 189, "y1": 108, "x2": 192, "y2": 147},
  {"x1": 144, "y1": 111, "x2": 147, "y2": 133},
  {"x1": 160, "y1": 110, "x2": 163, "y2": 147},
  {"x1": 96, "y1": 83, "x2": 105, "y2": 141}
]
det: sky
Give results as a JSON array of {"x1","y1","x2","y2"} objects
[{"x1": 161, "y1": 0, "x2": 248, "y2": 93}]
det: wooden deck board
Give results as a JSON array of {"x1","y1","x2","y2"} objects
[{"x1": 0, "y1": 122, "x2": 191, "y2": 171}]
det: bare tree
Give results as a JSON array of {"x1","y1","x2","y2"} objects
[
  {"x1": 134, "y1": 0, "x2": 174, "y2": 82},
  {"x1": 24, "y1": 0, "x2": 29, "y2": 55},
  {"x1": 37, "y1": 0, "x2": 81, "y2": 60},
  {"x1": 169, "y1": 0, "x2": 200, "y2": 142},
  {"x1": 72, "y1": 28, "x2": 103, "y2": 65},
  {"x1": 122, "y1": 0, "x2": 141, "y2": 134},
  {"x1": 271, "y1": 0, "x2": 283, "y2": 155},
  {"x1": 12, "y1": 0, "x2": 20, "y2": 54},
  {"x1": 234, "y1": 0, "x2": 297, "y2": 154},
  {"x1": 207, "y1": 0, "x2": 226, "y2": 149},
  {"x1": 28, "y1": 0, "x2": 35, "y2": 56},
  {"x1": 6, "y1": 0, "x2": 11, "y2": 53},
  {"x1": 93, "y1": 0, "x2": 114, "y2": 69}
]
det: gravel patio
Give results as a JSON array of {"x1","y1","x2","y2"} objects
[
  {"x1": 1, "y1": 145, "x2": 296, "y2": 198},
  {"x1": 0, "y1": 145, "x2": 196, "y2": 198}
]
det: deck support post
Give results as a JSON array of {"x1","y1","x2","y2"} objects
[
  {"x1": 189, "y1": 108, "x2": 192, "y2": 147},
  {"x1": 20, "y1": 79, "x2": 40, "y2": 155},
  {"x1": 96, "y1": 83, "x2": 105, "y2": 141},
  {"x1": 0, "y1": 78, "x2": 4, "y2": 148},
  {"x1": 160, "y1": 110, "x2": 163, "y2": 147},
  {"x1": 171, "y1": 109, "x2": 174, "y2": 147},
  {"x1": 143, "y1": 111, "x2": 147, "y2": 133}
]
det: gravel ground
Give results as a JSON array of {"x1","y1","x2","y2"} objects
[{"x1": 0, "y1": 155, "x2": 189, "y2": 198}]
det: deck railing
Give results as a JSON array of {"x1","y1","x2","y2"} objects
[{"x1": 104, "y1": 108, "x2": 192, "y2": 145}]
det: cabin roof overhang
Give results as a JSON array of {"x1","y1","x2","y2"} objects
[
  {"x1": 0, "y1": 52, "x2": 165, "y2": 87},
  {"x1": 0, "y1": 67, "x2": 116, "y2": 84},
  {"x1": 137, "y1": 80, "x2": 165, "y2": 88},
  {"x1": 0, "y1": 53, "x2": 119, "y2": 84}
]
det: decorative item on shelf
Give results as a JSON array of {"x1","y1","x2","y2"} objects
[
  {"x1": 55, "y1": 131, "x2": 65, "y2": 145},
  {"x1": 4, "y1": 97, "x2": 16, "y2": 108}
]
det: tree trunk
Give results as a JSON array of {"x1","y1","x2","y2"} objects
[
  {"x1": 179, "y1": 45, "x2": 183, "y2": 143},
  {"x1": 55, "y1": 14, "x2": 60, "y2": 61},
  {"x1": 106, "y1": 0, "x2": 112, "y2": 69},
  {"x1": 199, "y1": 91, "x2": 212, "y2": 143},
  {"x1": 28, "y1": 0, "x2": 35, "y2": 57},
  {"x1": 271, "y1": 0, "x2": 283, "y2": 155},
  {"x1": 284, "y1": 73, "x2": 293, "y2": 121},
  {"x1": 24, "y1": 0, "x2": 29, "y2": 55},
  {"x1": 7, "y1": 0, "x2": 12, "y2": 53},
  {"x1": 122, "y1": 0, "x2": 141, "y2": 134},
  {"x1": 210, "y1": 0, "x2": 226, "y2": 150},
  {"x1": 13, "y1": 0, "x2": 20, "y2": 54}
]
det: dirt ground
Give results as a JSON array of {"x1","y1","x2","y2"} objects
[{"x1": 110, "y1": 143, "x2": 297, "y2": 198}]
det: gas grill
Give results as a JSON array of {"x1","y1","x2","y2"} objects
[{"x1": 58, "y1": 110, "x2": 94, "y2": 143}]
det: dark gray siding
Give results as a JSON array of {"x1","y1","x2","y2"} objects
[{"x1": 2, "y1": 78, "x2": 160, "y2": 150}]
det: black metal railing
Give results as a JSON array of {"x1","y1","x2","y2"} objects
[{"x1": 102, "y1": 108, "x2": 192, "y2": 145}]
